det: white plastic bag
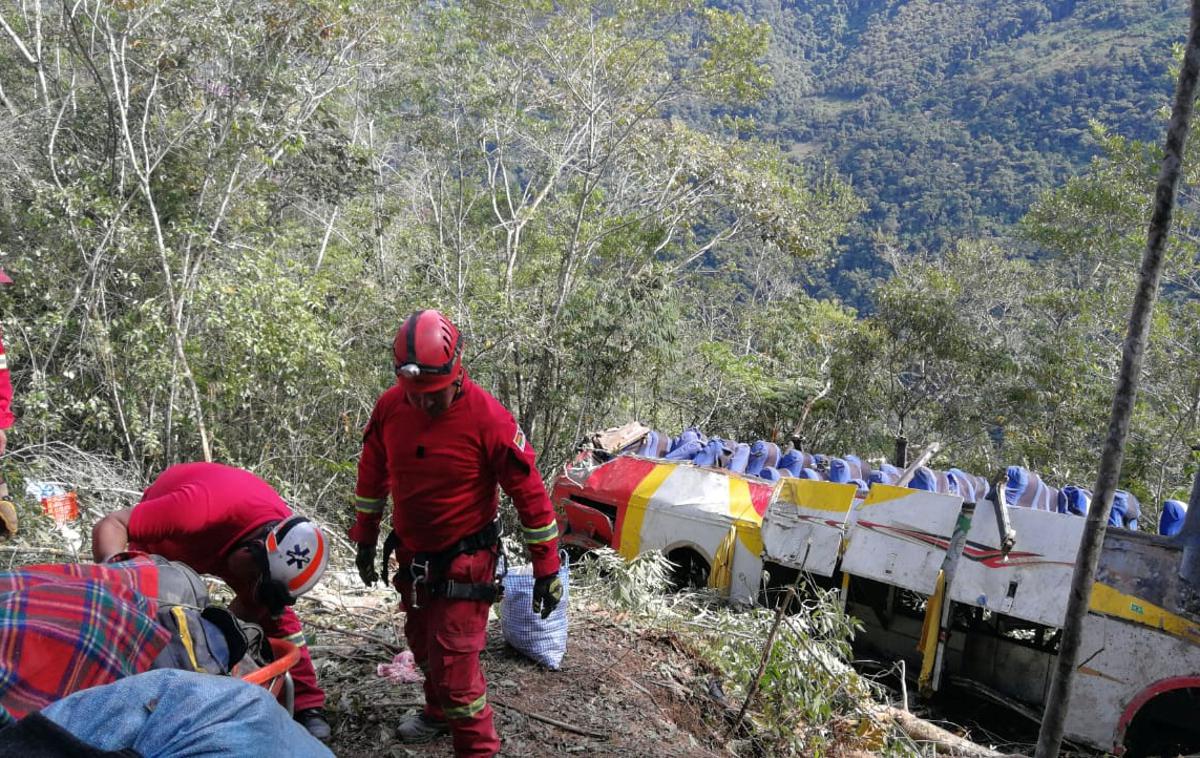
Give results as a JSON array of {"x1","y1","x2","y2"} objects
[{"x1": 500, "y1": 554, "x2": 569, "y2": 670}]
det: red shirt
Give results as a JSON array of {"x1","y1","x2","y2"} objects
[
  {"x1": 352, "y1": 377, "x2": 560, "y2": 578},
  {"x1": 128, "y1": 462, "x2": 291, "y2": 576}
]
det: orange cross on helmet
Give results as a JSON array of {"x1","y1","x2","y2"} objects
[{"x1": 393, "y1": 309, "x2": 463, "y2": 393}]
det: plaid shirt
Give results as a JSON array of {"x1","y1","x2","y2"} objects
[{"x1": 0, "y1": 557, "x2": 170, "y2": 720}]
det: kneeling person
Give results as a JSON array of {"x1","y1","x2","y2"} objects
[{"x1": 91, "y1": 462, "x2": 331, "y2": 740}]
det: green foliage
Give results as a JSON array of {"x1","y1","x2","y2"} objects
[
  {"x1": 0, "y1": 0, "x2": 861, "y2": 527},
  {"x1": 574, "y1": 550, "x2": 890, "y2": 755},
  {"x1": 709, "y1": 0, "x2": 1185, "y2": 305},
  {"x1": 0, "y1": 0, "x2": 1193, "y2": 538}
]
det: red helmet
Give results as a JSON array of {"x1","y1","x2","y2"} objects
[{"x1": 393, "y1": 309, "x2": 463, "y2": 393}]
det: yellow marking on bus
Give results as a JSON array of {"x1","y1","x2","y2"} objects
[
  {"x1": 709, "y1": 525, "x2": 737, "y2": 591},
  {"x1": 917, "y1": 569, "x2": 945, "y2": 693},
  {"x1": 618, "y1": 464, "x2": 674, "y2": 560},
  {"x1": 860, "y1": 484, "x2": 914, "y2": 506},
  {"x1": 776, "y1": 478, "x2": 857, "y2": 513},
  {"x1": 1090, "y1": 582, "x2": 1200, "y2": 645},
  {"x1": 728, "y1": 477, "x2": 763, "y2": 524},
  {"x1": 728, "y1": 478, "x2": 764, "y2": 557}
]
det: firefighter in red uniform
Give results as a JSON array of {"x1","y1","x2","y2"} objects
[
  {"x1": 90, "y1": 462, "x2": 333, "y2": 740},
  {"x1": 0, "y1": 267, "x2": 16, "y2": 539},
  {"x1": 0, "y1": 267, "x2": 16, "y2": 457},
  {"x1": 351, "y1": 309, "x2": 562, "y2": 757}
]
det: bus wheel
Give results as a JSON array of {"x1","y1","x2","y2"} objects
[
  {"x1": 1123, "y1": 686, "x2": 1200, "y2": 757},
  {"x1": 666, "y1": 547, "x2": 710, "y2": 591}
]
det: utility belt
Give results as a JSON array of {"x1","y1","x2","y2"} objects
[{"x1": 383, "y1": 520, "x2": 506, "y2": 609}]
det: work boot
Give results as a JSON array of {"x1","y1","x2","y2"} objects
[
  {"x1": 396, "y1": 711, "x2": 449, "y2": 743},
  {"x1": 295, "y1": 708, "x2": 332, "y2": 742}
]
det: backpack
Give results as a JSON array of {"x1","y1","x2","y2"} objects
[{"x1": 145, "y1": 557, "x2": 269, "y2": 675}]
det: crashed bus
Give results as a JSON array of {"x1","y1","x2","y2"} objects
[{"x1": 552, "y1": 433, "x2": 1200, "y2": 756}]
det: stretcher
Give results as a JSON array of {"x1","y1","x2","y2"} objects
[{"x1": 237, "y1": 638, "x2": 301, "y2": 715}]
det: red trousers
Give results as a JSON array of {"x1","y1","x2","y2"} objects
[
  {"x1": 396, "y1": 547, "x2": 499, "y2": 757},
  {"x1": 247, "y1": 605, "x2": 325, "y2": 712}
]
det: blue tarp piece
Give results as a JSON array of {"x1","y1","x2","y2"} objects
[
  {"x1": 1005, "y1": 466, "x2": 1057, "y2": 511},
  {"x1": 1110, "y1": 490, "x2": 1141, "y2": 530},
  {"x1": 1004, "y1": 466, "x2": 1028, "y2": 505},
  {"x1": 628, "y1": 430, "x2": 670, "y2": 458},
  {"x1": 1161, "y1": 499, "x2": 1187, "y2": 537},
  {"x1": 1057, "y1": 485, "x2": 1091, "y2": 517},
  {"x1": 828, "y1": 458, "x2": 852, "y2": 483},
  {"x1": 746, "y1": 441, "x2": 780, "y2": 477},
  {"x1": 758, "y1": 467, "x2": 781, "y2": 482},
  {"x1": 870, "y1": 464, "x2": 901, "y2": 486},
  {"x1": 693, "y1": 439, "x2": 732, "y2": 468},
  {"x1": 842, "y1": 455, "x2": 870, "y2": 482},
  {"x1": 910, "y1": 466, "x2": 951, "y2": 494},
  {"x1": 1123, "y1": 491, "x2": 1142, "y2": 527},
  {"x1": 669, "y1": 428, "x2": 705, "y2": 453},
  {"x1": 777, "y1": 449, "x2": 801, "y2": 474},
  {"x1": 849, "y1": 478, "x2": 869, "y2": 493},
  {"x1": 947, "y1": 468, "x2": 987, "y2": 502},
  {"x1": 798, "y1": 467, "x2": 822, "y2": 480},
  {"x1": 664, "y1": 440, "x2": 702, "y2": 461},
  {"x1": 728, "y1": 443, "x2": 750, "y2": 474},
  {"x1": 1109, "y1": 492, "x2": 1127, "y2": 527},
  {"x1": 777, "y1": 450, "x2": 814, "y2": 477}
]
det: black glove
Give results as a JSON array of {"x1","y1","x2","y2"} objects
[
  {"x1": 532, "y1": 574, "x2": 563, "y2": 619},
  {"x1": 355, "y1": 542, "x2": 378, "y2": 586}
]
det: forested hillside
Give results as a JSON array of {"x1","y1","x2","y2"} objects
[
  {"x1": 0, "y1": 0, "x2": 1196, "y2": 537},
  {"x1": 714, "y1": 0, "x2": 1187, "y2": 298}
]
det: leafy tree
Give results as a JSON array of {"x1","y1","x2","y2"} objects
[{"x1": 366, "y1": 0, "x2": 862, "y2": 469}]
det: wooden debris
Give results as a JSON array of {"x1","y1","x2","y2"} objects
[
  {"x1": 491, "y1": 696, "x2": 610, "y2": 740},
  {"x1": 869, "y1": 704, "x2": 1025, "y2": 757}
]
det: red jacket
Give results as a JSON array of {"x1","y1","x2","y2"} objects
[
  {"x1": 127, "y1": 462, "x2": 291, "y2": 577},
  {"x1": 352, "y1": 377, "x2": 560, "y2": 578},
  {"x1": 0, "y1": 328, "x2": 14, "y2": 429}
]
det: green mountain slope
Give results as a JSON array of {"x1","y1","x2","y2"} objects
[{"x1": 722, "y1": 0, "x2": 1186, "y2": 299}]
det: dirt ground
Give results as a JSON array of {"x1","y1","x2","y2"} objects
[{"x1": 301, "y1": 581, "x2": 730, "y2": 758}]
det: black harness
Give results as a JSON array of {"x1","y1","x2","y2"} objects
[{"x1": 382, "y1": 520, "x2": 506, "y2": 609}]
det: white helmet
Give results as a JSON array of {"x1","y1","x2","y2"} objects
[{"x1": 264, "y1": 515, "x2": 329, "y2": 601}]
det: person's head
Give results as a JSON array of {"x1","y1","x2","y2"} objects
[
  {"x1": 228, "y1": 516, "x2": 329, "y2": 618},
  {"x1": 393, "y1": 309, "x2": 463, "y2": 417}
]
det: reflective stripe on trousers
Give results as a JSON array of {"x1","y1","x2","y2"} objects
[{"x1": 397, "y1": 547, "x2": 499, "y2": 758}]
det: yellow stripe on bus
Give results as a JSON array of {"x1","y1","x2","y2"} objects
[
  {"x1": 618, "y1": 464, "x2": 674, "y2": 560},
  {"x1": 1090, "y1": 582, "x2": 1200, "y2": 645},
  {"x1": 776, "y1": 478, "x2": 857, "y2": 513},
  {"x1": 727, "y1": 478, "x2": 762, "y2": 524},
  {"x1": 860, "y1": 483, "x2": 914, "y2": 507},
  {"x1": 709, "y1": 525, "x2": 737, "y2": 591},
  {"x1": 728, "y1": 477, "x2": 764, "y2": 557}
]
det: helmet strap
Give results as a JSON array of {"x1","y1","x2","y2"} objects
[
  {"x1": 255, "y1": 576, "x2": 293, "y2": 618},
  {"x1": 238, "y1": 522, "x2": 291, "y2": 615}
]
